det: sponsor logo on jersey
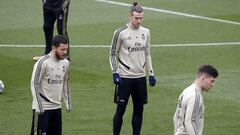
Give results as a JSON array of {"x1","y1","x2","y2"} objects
[
  {"x1": 128, "y1": 46, "x2": 145, "y2": 52},
  {"x1": 48, "y1": 74, "x2": 63, "y2": 84},
  {"x1": 128, "y1": 42, "x2": 145, "y2": 52},
  {"x1": 48, "y1": 79, "x2": 63, "y2": 84}
]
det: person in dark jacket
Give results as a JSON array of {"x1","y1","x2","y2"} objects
[{"x1": 33, "y1": 0, "x2": 71, "y2": 61}]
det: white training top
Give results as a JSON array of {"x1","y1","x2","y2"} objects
[
  {"x1": 109, "y1": 23, "x2": 155, "y2": 78},
  {"x1": 31, "y1": 52, "x2": 72, "y2": 112},
  {"x1": 173, "y1": 84, "x2": 204, "y2": 135}
]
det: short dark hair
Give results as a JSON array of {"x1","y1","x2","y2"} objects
[
  {"x1": 198, "y1": 64, "x2": 219, "y2": 78},
  {"x1": 129, "y1": 2, "x2": 143, "y2": 14},
  {"x1": 52, "y1": 35, "x2": 68, "y2": 47}
]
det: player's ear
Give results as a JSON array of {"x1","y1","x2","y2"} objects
[{"x1": 129, "y1": 13, "x2": 133, "y2": 20}]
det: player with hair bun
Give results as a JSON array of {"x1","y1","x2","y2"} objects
[{"x1": 109, "y1": 2, "x2": 156, "y2": 135}]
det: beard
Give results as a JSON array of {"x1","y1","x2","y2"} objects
[
  {"x1": 132, "y1": 22, "x2": 140, "y2": 28},
  {"x1": 55, "y1": 51, "x2": 65, "y2": 60}
]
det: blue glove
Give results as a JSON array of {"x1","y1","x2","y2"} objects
[
  {"x1": 149, "y1": 76, "x2": 156, "y2": 86},
  {"x1": 113, "y1": 73, "x2": 122, "y2": 85}
]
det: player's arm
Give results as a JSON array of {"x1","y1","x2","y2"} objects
[
  {"x1": 62, "y1": 63, "x2": 72, "y2": 112},
  {"x1": 109, "y1": 28, "x2": 123, "y2": 85},
  {"x1": 145, "y1": 30, "x2": 154, "y2": 76},
  {"x1": 184, "y1": 96, "x2": 198, "y2": 135},
  {"x1": 32, "y1": 61, "x2": 46, "y2": 114},
  {"x1": 145, "y1": 30, "x2": 156, "y2": 86},
  {"x1": 109, "y1": 29, "x2": 122, "y2": 74}
]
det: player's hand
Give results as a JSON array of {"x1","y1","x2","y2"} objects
[
  {"x1": 112, "y1": 73, "x2": 122, "y2": 85},
  {"x1": 149, "y1": 76, "x2": 156, "y2": 86},
  {"x1": 67, "y1": 108, "x2": 72, "y2": 113},
  {"x1": 36, "y1": 108, "x2": 44, "y2": 115}
]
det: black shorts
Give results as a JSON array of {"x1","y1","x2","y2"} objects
[
  {"x1": 30, "y1": 108, "x2": 62, "y2": 135},
  {"x1": 114, "y1": 77, "x2": 148, "y2": 106}
]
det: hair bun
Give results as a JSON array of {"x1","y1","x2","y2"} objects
[{"x1": 133, "y1": 2, "x2": 138, "y2": 6}]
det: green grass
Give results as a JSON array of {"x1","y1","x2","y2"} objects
[{"x1": 0, "y1": 0, "x2": 240, "y2": 135}]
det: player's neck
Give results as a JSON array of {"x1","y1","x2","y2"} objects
[
  {"x1": 50, "y1": 51, "x2": 60, "y2": 61},
  {"x1": 129, "y1": 22, "x2": 140, "y2": 29},
  {"x1": 193, "y1": 80, "x2": 203, "y2": 91}
]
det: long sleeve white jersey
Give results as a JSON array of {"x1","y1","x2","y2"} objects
[
  {"x1": 173, "y1": 84, "x2": 204, "y2": 135},
  {"x1": 31, "y1": 52, "x2": 72, "y2": 113},
  {"x1": 109, "y1": 23, "x2": 154, "y2": 78}
]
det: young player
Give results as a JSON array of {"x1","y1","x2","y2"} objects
[
  {"x1": 173, "y1": 65, "x2": 219, "y2": 135},
  {"x1": 30, "y1": 35, "x2": 72, "y2": 135},
  {"x1": 109, "y1": 2, "x2": 156, "y2": 135}
]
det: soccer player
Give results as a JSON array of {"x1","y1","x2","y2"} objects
[
  {"x1": 109, "y1": 2, "x2": 156, "y2": 135},
  {"x1": 30, "y1": 35, "x2": 72, "y2": 135},
  {"x1": 173, "y1": 65, "x2": 219, "y2": 135},
  {"x1": 33, "y1": 0, "x2": 71, "y2": 61}
]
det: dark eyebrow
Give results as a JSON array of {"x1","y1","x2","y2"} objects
[{"x1": 134, "y1": 17, "x2": 143, "y2": 19}]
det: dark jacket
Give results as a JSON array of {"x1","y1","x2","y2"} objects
[{"x1": 43, "y1": 0, "x2": 64, "y2": 11}]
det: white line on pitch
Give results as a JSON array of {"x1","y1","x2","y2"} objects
[
  {"x1": 96, "y1": 0, "x2": 240, "y2": 26},
  {"x1": 0, "y1": 42, "x2": 240, "y2": 48}
]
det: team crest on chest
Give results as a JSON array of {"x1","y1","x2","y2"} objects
[
  {"x1": 62, "y1": 66, "x2": 66, "y2": 72},
  {"x1": 141, "y1": 34, "x2": 145, "y2": 40}
]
